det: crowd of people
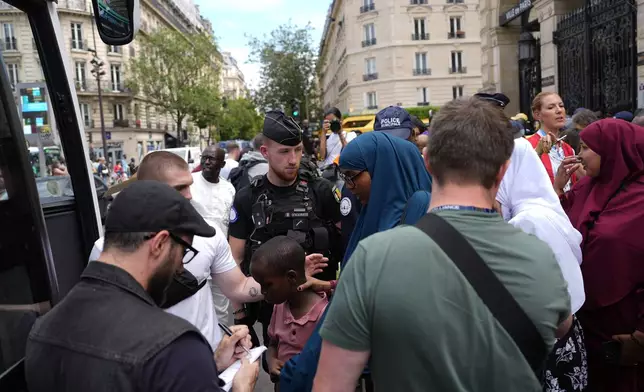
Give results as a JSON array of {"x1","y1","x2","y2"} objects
[{"x1": 22, "y1": 91, "x2": 644, "y2": 392}]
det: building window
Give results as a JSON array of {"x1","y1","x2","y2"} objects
[
  {"x1": 450, "y1": 51, "x2": 464, "y2": 73},
  {"x1": 413, "y1": 18, "x2": 427, "y2": 40},
  {"x1": 360, "y1": 0, "x2": 375, "y2": 13},
  {"x1": 108, "y1": 45, "x2": 121, "y2": 54},
  {"x1": 452, "y1": 85, "x2": 464, "y2": 99},
  {"x1": 113, "y1": 103, "x2": 124, "y2": 120},
  {"x1": 362, "y1": 23, "x2": 376, "y2": 47},
  {"x1": 365, "y1": 92, "x2": 378, "y2": 109},
  {"x1": 79, "y1": 103, "x2": 92, "y2": 127},
  {"x1": 449, "y1": 17, "x2": 464, "y2": 38},
  {"x1": 110, "y1": 64, "x2": 122, "y2": 91},
  {"x1": 418, "y1": 87, "x2": 429, "y2": 105},
  {"x1": 6, "y1": 63, "x2": 18, "y2": 88},
  {"x1": 364, "y1": 57, "x2": 377, "y2": 80},
  {"x1": 75, "y1": 62, "x2": 86, "y2": 90},
  {"x1": 71, "y1": 23, "x2": 83, "y2": 50},
  {"x1": 2, "y1": 23, "x2": 16, "y2": 51},
  {"x1": 414, "y1": 52, "x2": 429, "y2": 75}
]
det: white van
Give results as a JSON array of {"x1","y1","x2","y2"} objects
[{"x1": 154, "y1": 147, "x2": 202, "y2": 171}]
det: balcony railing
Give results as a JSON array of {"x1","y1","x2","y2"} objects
[
  {"x1": 110, "y1": 81, "x2": 129, "y2": 93},
  {"x1": 147, "y1": 122, "x2": 153, "y2": 129},
  {"x1": 363, "y1": 73, "x2": 378, "y2": 81},
  {"x1": 410, "y1": 0, "x2": 428, "y2": 4},
  {"x1": 411, "y1": 33, "x2": 430, "y2": 41},
  {"x1": 360, "y1": 2, "x2": 375, "y2": 13},
  {"x1": 71, "y1": 39, "x2": 87, "y2": 50},
  {"x1": 74, "y1": 79, "x2": 87, "y2": 91},
  {"x1": 448, "y1": 31, "x2": 466, "y2": 39},
  {"x1": 113, "y1": 119, "x2": 130, "y2": 128},
  {"x1": 417, "y1": 102, "x2": 430, "y2": 106},
  {"x1": 366, "y1": 105, "x2": 378, "y2": 110},
  {"x1": 362, "y1": 38, "x2": 377, "y2": 47},
  {"x1": 449, "y1": 66, "x2": 467, "y2": 74},
  {"x1": 413, "y1": 68, "x2": 431, "y2": 76},
  {"x1": 447, "y1": 0, "x2": 464, "y2": 3},
  {"x1": 3, "y1": 37, "x2": 17, "y2": 51}
]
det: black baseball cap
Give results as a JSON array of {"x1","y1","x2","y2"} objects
[
  {"x1": 105, "y1": 180, "x2": 216, "y2": 238},
  {"x1": 262, "y1": 110, "x2": 303, "y2": 146},
  {"x1": 474, "y1": 93, "x2": 510, "y2": 108},
  {"x1": 373, "y1": 106, "x2": 413, "y2": 139}
]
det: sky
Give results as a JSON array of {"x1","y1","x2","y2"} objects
[{"x1": 195, "y1": 0, "x2": 329, "y2": 90}]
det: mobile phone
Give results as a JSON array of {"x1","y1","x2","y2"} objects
[{"x1": 602, "y1": 340, "x2": 622, "y2": 365}]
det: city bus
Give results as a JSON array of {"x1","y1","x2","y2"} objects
[{"x1": 0, "y1": 0, "x2": 138, "y2": 388}]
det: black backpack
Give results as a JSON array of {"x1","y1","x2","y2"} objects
[
  {"x1": 229, "y1": 160, "x2": 263, "y2": 191},
  {"x1": 299, "y1": 154, "x2": 321, "y2": 182}
]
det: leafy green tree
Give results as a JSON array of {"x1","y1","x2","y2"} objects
[
  {"x1": 127, "y1": 28, "x2": 220, "y2": 140},
  {"x1": 247, "y1": 22, "x2": 317, "y2": 117},
  {"x1": 215, "y1": 98, "x2": 263, "y2": 141}
]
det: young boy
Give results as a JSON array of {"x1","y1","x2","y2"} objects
[{"x1": 250, "y1": 236, "x2": 329, "y2": 390}]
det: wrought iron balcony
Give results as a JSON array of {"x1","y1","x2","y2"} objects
[
  {"x1": 366, "y1": 105, "x2": 378, "y2": 110},
  {"x1": 449, "y1": 66, "x2": 467, "y2": 74},
  {"x1": 360, "y1": 2, "x2": 375, "y2": 13},
  {"x1": 113, "y1": 119, "x2": 130, "y2": 128},
  {"x1": 446, "y1": 0, "x2": 464, "y2": 3},
  {"x1": 410, "y1": 0, "x2": 428, "y2": 4},
  {"x1": 363, "y1": 73, "x2": 378, "y2": 81},
  {"x1": 413, "y1": 68, "x2": 431, "y2": 76},
  {"x1": 411, "y1": 33, "x2": 430, "y2": 41},
  {"x1": 362, "y1": 38, "x2": 377, "y2": 47},
  {"x1": 71, "y1": 39, "x2": 88, "y2": 50},
  {"x1": 448, "y1": 31, "x2": 466, "y2": 39},
  {"x1": 417, "y1": 102, "x2": 430, "y2": 106}
]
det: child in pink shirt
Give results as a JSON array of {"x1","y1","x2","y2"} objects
[{"x1": 250, "y1": 236, "x2": 329, "y2": 390}]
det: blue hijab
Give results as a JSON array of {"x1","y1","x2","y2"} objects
[{"x1": 339, "y1": 132, "x2": 432, "y2": 263}]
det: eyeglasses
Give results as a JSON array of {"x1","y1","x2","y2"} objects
[
  {"x1": 145, "y1": 232, "x2": 199, "y2": 264},
  {"x1": 338, "y1": 170, "x2": 365, "y2": 188}
]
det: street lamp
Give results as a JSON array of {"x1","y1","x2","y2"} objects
[
  {"x1": 518, "y1": 31, "x2": 536, "y2": 61},
  {"x1": 90, "y1": 54, "x2": 109, "y2": 168}
]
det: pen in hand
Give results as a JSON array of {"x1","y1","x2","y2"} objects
[{"x1": 218, "y1": 323, "x2": 252, "y2": 357}]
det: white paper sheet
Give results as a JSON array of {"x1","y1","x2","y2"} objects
[{"x1": 220, "y1": 346, "x2": 267, "y2": 391}]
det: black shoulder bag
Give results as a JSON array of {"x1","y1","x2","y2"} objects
[{"x1": 415, "y1": 213, "x2": 547, "y2": 380}]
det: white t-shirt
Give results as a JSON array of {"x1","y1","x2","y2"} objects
[
  {"x1": 89, "y1": 230, "x2": 237, "y2": 350},
  {"x1": 220, "y1": 159, "x2": 239, "y2": 180},
  {"x1": 323, "y1": 131, "x2": 357, "y2": 166},
  {"x1": 191, "y1": 173, "x2": 236, "y2": 238}
]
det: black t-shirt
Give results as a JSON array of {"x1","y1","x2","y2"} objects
[
  {"x1": 139, "y1": 333, "x2": 224, "y2": 392},
  {"x1": 229, "y1": 175, "x2": 342, "y2": 241}
]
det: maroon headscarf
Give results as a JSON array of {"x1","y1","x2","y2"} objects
[{"x1": 563, "y1": 119, "x2": 644, "y2": 309}]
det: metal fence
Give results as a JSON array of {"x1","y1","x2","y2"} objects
[{"x1": 554, "y1": 0, "x2": 637, "y2": 116}]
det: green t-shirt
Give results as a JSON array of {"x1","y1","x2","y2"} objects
[{"x1": 320, "y1": 210, "x2": 570, "y2": 392}]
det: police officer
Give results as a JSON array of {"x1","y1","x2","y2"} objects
[{"x1": 228, "y1": 110, "x2": 343, "y2": 348}]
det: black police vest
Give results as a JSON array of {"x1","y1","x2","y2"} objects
[{"x1": 244, "y1": 176, "x2": 341, "y2": 280}]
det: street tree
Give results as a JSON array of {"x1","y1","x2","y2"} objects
[
  {"x1": 247, "y1": 22, "x2": 317, "y2": 118},
  {"x1": 127, "y1": 28, "x2": 220, "y2": 141},
  {"x1": 214, "y1": 98, "x2": 263, "y2": 141}
]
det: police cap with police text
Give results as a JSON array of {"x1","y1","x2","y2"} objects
[
  {"x1": 373, "y1": 106, "x2": 414, "y2": 140},
  {"x1": 105, "y1": 180, "x2": 216, "y2": 238},
  {"x1": 262, "y1": 110, "x2": 303, "y2": 146}
]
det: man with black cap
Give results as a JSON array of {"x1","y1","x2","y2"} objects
[
  {"x1": 229, "y1": 110, "x2": 343, "y2": 350},
  {"x1": 25, "y1": 181, "x2": 259, "y2": 392}
]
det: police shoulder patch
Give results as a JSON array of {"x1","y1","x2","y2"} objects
[
  {"x1": 332, "y1": 185, "x2": 342, "y2": 203},
  {"x1": 229, "y1": 207, "x2": 238, "y2": 223},
  {"x1": 340, "y1": 197, "x2": 352, "y2": 216}
]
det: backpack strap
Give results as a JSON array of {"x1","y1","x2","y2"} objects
[{"x1": 414, "y1": 213, "x2": 546, "y2": 380}]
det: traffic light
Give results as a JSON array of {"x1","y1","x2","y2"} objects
[{"x1": 291, "y1": 100, "x2": 300, "y2": 119}]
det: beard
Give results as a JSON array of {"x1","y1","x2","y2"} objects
[
  {"x1": 274, "y1": 166, "x2": 298, "y2": 182},
  {"x1": 147, "y1": 253, "x2": 177, "y2": 306}
]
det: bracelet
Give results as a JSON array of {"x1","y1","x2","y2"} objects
[{"x1": 233, "y1": 308, "x2": 247, "y2": 315}]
